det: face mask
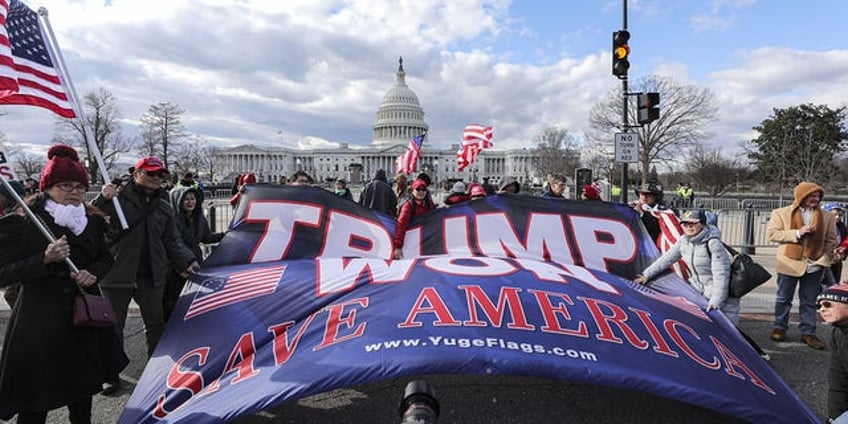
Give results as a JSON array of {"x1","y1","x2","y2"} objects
[{"x1": 336, "y1": 190, "x2": 346, "y2": 196}]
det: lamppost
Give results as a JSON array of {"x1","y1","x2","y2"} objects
[{"x1": 433, "y1": 158, "x2": 439, "y2": 191}]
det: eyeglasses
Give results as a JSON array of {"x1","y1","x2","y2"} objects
[
  {"x1": 54, "y1": 182, "x2": 87, "y2": 193},
  {"x1": 143, "y1": 170, "x2": 168, "y2": 179},
  {"x1": 414, "y1": 187, "x2": 428, "y2": 192},
  {"x1": 818, "y1": 301, "x2": 834, "y2": 309}
]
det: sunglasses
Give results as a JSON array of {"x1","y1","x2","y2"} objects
[
  {"x1": 680, "y1": 221, "x2": 701, "y2": 227},
  {"x1": 818, "y1": 301, "x2": 834, "y2": 309},
  {"x1": 143, "y1": 170, "x2": 169, "y2": 179},
  {"x1": 414, "y1": 187, "x2": 428, "y2": 192}
]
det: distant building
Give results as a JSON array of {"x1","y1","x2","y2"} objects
[{"x1": 215, "y1": 58, "x2": 540, "y2": 187}]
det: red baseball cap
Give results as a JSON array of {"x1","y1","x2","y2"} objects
[{"x1": 135, "y1": 156, "x2": 168, "y2": 174}]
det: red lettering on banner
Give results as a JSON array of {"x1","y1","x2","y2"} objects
[
  {"x1": 459, "y1": 285, "x2": 535, "y2": 330},
  {"x1": 268, "y1": 314, "x2": 317, "y2": 366},
  {"x1": 711, "y1": 336, "x2": 775, "y2": 394},
  {"x1": 665, "y1": 320, "x2": 721, "y2": 370},
  {"x1": 526, "y1": 289, "x2": 588, "y2": 337},
  {"x1": 153, "y1": 348, "x2": 210, "y2": 419},
  {"x1": 398, "y1": 287, "x2": 461, "y2": 328},
  {"x1": 314, "y1": 297, "x2": 369, "y2": 350},
  {"x1": 205, "y1": 333, "x2": 260, "y2": 394},
  {"x1": 581, "y1": 297, "x2": 649, "y2": 350},
  {"x1": 631, "y1": 309, "x2": 678, "y2": 357}
]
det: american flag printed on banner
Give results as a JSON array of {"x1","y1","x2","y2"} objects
[
  {"x1": 652, "y1": 208, "x2": 691, "y2": 281},
  {"x1": 395, "y1": 134, "x2": 425, "y2": 175},
  {"x1": 0, "y1": 0, "x2": 75, "y2": 117},
  {"x1": 456, "y1": 124, "x2": 493, "y2": 171},
  {"x1": 184, "y1": 265, "x2": 287, "y2": 320}
]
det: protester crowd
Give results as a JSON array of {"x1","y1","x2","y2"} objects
[{"x1": 6, "y1": 154, "x2": 848, "y2": 422}]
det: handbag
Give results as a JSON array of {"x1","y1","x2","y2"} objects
[
  {"x1": 724, "y1": 244, "x2": 772, "y2": 298},
  {"x1": 73, "y1": 291, "x2": 118, "y2": 328}
]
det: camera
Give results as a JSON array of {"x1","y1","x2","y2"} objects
[{"x1": 399, "y1": 380, "x2": 439, "y2": 424}]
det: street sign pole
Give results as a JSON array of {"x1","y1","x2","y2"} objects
[{"x1": 619, "y1": 0, "x2": 629, "y2": 204}]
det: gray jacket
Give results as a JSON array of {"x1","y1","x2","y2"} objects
[
  {"x1": 642, "y1": 225, "x2": 731, "y2": 308},
  {"x1": 93, "y1": 180, "x2": 195, "y2": 288}
]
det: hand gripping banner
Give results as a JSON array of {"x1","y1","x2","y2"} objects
[{"x1": 119, "y1": 186, "x2": 818, "y2": 424}]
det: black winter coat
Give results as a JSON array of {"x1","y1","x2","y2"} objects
[
  {"x1": 94, "y1": 180, "x2": 195, "y2": 287},
  {"x1": 0, "y1": 198, "x2": 128, "y2": 418},
  {"x1": 828, "y1": 323, "x2": 848, "y2": 420}
]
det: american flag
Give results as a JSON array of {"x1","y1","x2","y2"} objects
[
  {"x1": 652, "y1": 208, "x2": 690, "y2": 280},
  {"x1": 395, "y1": 134, "x2": 425, "y2": 175},
  {"x1": 184, "y1": 265, "x2": 287, "y2": 320},
  {"x1": 456, "y1": 124, "x2": 493, "y2": 171},
  {"x1": 0, "y1": 0, "x2": 75, "y2": 117}
]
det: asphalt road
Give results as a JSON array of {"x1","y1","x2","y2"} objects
[{"x1": 0, "y1": 248, "x2": 833, "y2": 423}]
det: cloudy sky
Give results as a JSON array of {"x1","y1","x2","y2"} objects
[{"x1": 3, "y1": 0, "x2": 848, "y2": 160}]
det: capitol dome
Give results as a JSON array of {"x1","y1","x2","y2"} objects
[{"x1": 372, "y1": 57, "x2": 429, "y2": 147}]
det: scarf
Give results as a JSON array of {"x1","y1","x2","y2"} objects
[
  {"x1": 785, "y1": 206, "x2": 824, "y2": 260},
  {"x1": 44, "y1": 199, "x2": 88, "y2": 236}
]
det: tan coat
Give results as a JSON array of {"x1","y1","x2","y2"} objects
[{"x1": 767, "y1": 185, "x2": 837, "y2": 277}]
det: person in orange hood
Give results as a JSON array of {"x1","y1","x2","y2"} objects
[{"x1": 766, "y1": 181, "x2": 837, "y2": 350}]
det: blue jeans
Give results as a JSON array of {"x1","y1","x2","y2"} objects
[{"x1": 774, "y1": 270, "x2": 824, "y2": 335}]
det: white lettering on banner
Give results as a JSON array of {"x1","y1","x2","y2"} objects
[
  {"x1": 567, "y1": 215, "x2": 638, "y2": 271},
  {"x1": 475, "y1": 212, "x2": 574, "y2": 263},
  {"x1": 443, "y1": 216, "x2": 474, "y2": 256},
  {"x1": 241, "y1": 200, "x2": 640, "y2": 274},
  {"x1": 423, "y1": 256, "x2": 518, "y2": 277},
  {"x1": 316, "y1": 259, "x2": 416, "y2": 296},
  {"x1": 245, "y1": 201, "x2": 322, "y2": 263},
  {"x1": 515, "y1": 259, "x2": 619, "y2": 295},
  {"x1": 319, "y1": 210, "x2": 393, "y2": 259}
]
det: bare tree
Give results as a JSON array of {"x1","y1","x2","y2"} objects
[
  {"x1": 12, "y1": 151, "x2": 42, "y2": 178},
  {"x1": 531, "y1": 127, "x2": 582, "y2": 180},
  {"x1": 139, "y1": 101, "x2": 189, "y2": 169},
  {"x1": 588, "y1": 75, "x2": 718, "y2": 185},
  {"x1": 53, "y1": 87, "x2": 135, "y2": 183},
  {"x1": 684, "y1": 144, "x2": 747, "y2": 196}
]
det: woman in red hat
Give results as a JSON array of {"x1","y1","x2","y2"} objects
[
  {"x1": 0, "y1": 145, "x2": 127, "y2": 423},
  {"x1": 393, "y1": 178, "x2": 435, "y2": 259}
]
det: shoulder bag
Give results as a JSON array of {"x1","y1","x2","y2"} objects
[{"x1": 723, "y1": 243, "x2": 772, "y2": 298}]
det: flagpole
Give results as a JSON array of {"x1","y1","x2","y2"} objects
[{"x1": 36, "y1": 7, "x2": 129, "y2": 230}]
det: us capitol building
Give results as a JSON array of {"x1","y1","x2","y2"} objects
[{"x1": 214, "y1": 58, "x2": 541, "y2": 188}]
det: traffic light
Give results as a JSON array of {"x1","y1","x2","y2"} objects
[
  {"x1": 637, "y1": 92, "x2": 660, "y2": 124},
  {"x1": 575, "y1": 168, "x2": 593, "y2": 197},
  {"x1": 612, "y1": 30, "x2": 630, "y2": 77}
]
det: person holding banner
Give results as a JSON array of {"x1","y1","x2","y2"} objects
[
  {"x1": 635, "y1": 210, "x2": 739, "y2": 323},
  {"x1": 393, "y1": 178, "x2": 436, "y2": 259},
  {"x1": 0, "y1": 145, "x2": 127, "y2": 423},
  {"x1": 163, "y1": 186, "x2": 224, "y2": 322},
  {"x1": 94, "y1": 156, "x2": 198, "y2": 393}
]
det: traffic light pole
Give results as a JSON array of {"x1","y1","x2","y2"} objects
[{"x1": 620, "y1": 0, "x2": 629, "y2": 205}]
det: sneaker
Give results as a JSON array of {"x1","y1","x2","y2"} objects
[
  {"x1": 101, "y1": 378, "x2": 125, "y2": 396},
  {"x1": 770, "y1": 328, "x2": 786, "y2": 342},
  {"x1": 801, "y1": 334, "x2": 825, "y2": 350}
]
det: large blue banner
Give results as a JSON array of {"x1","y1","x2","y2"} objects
[{"x1": 119, "y1": 186, "x2": 818, "y2": 423}]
